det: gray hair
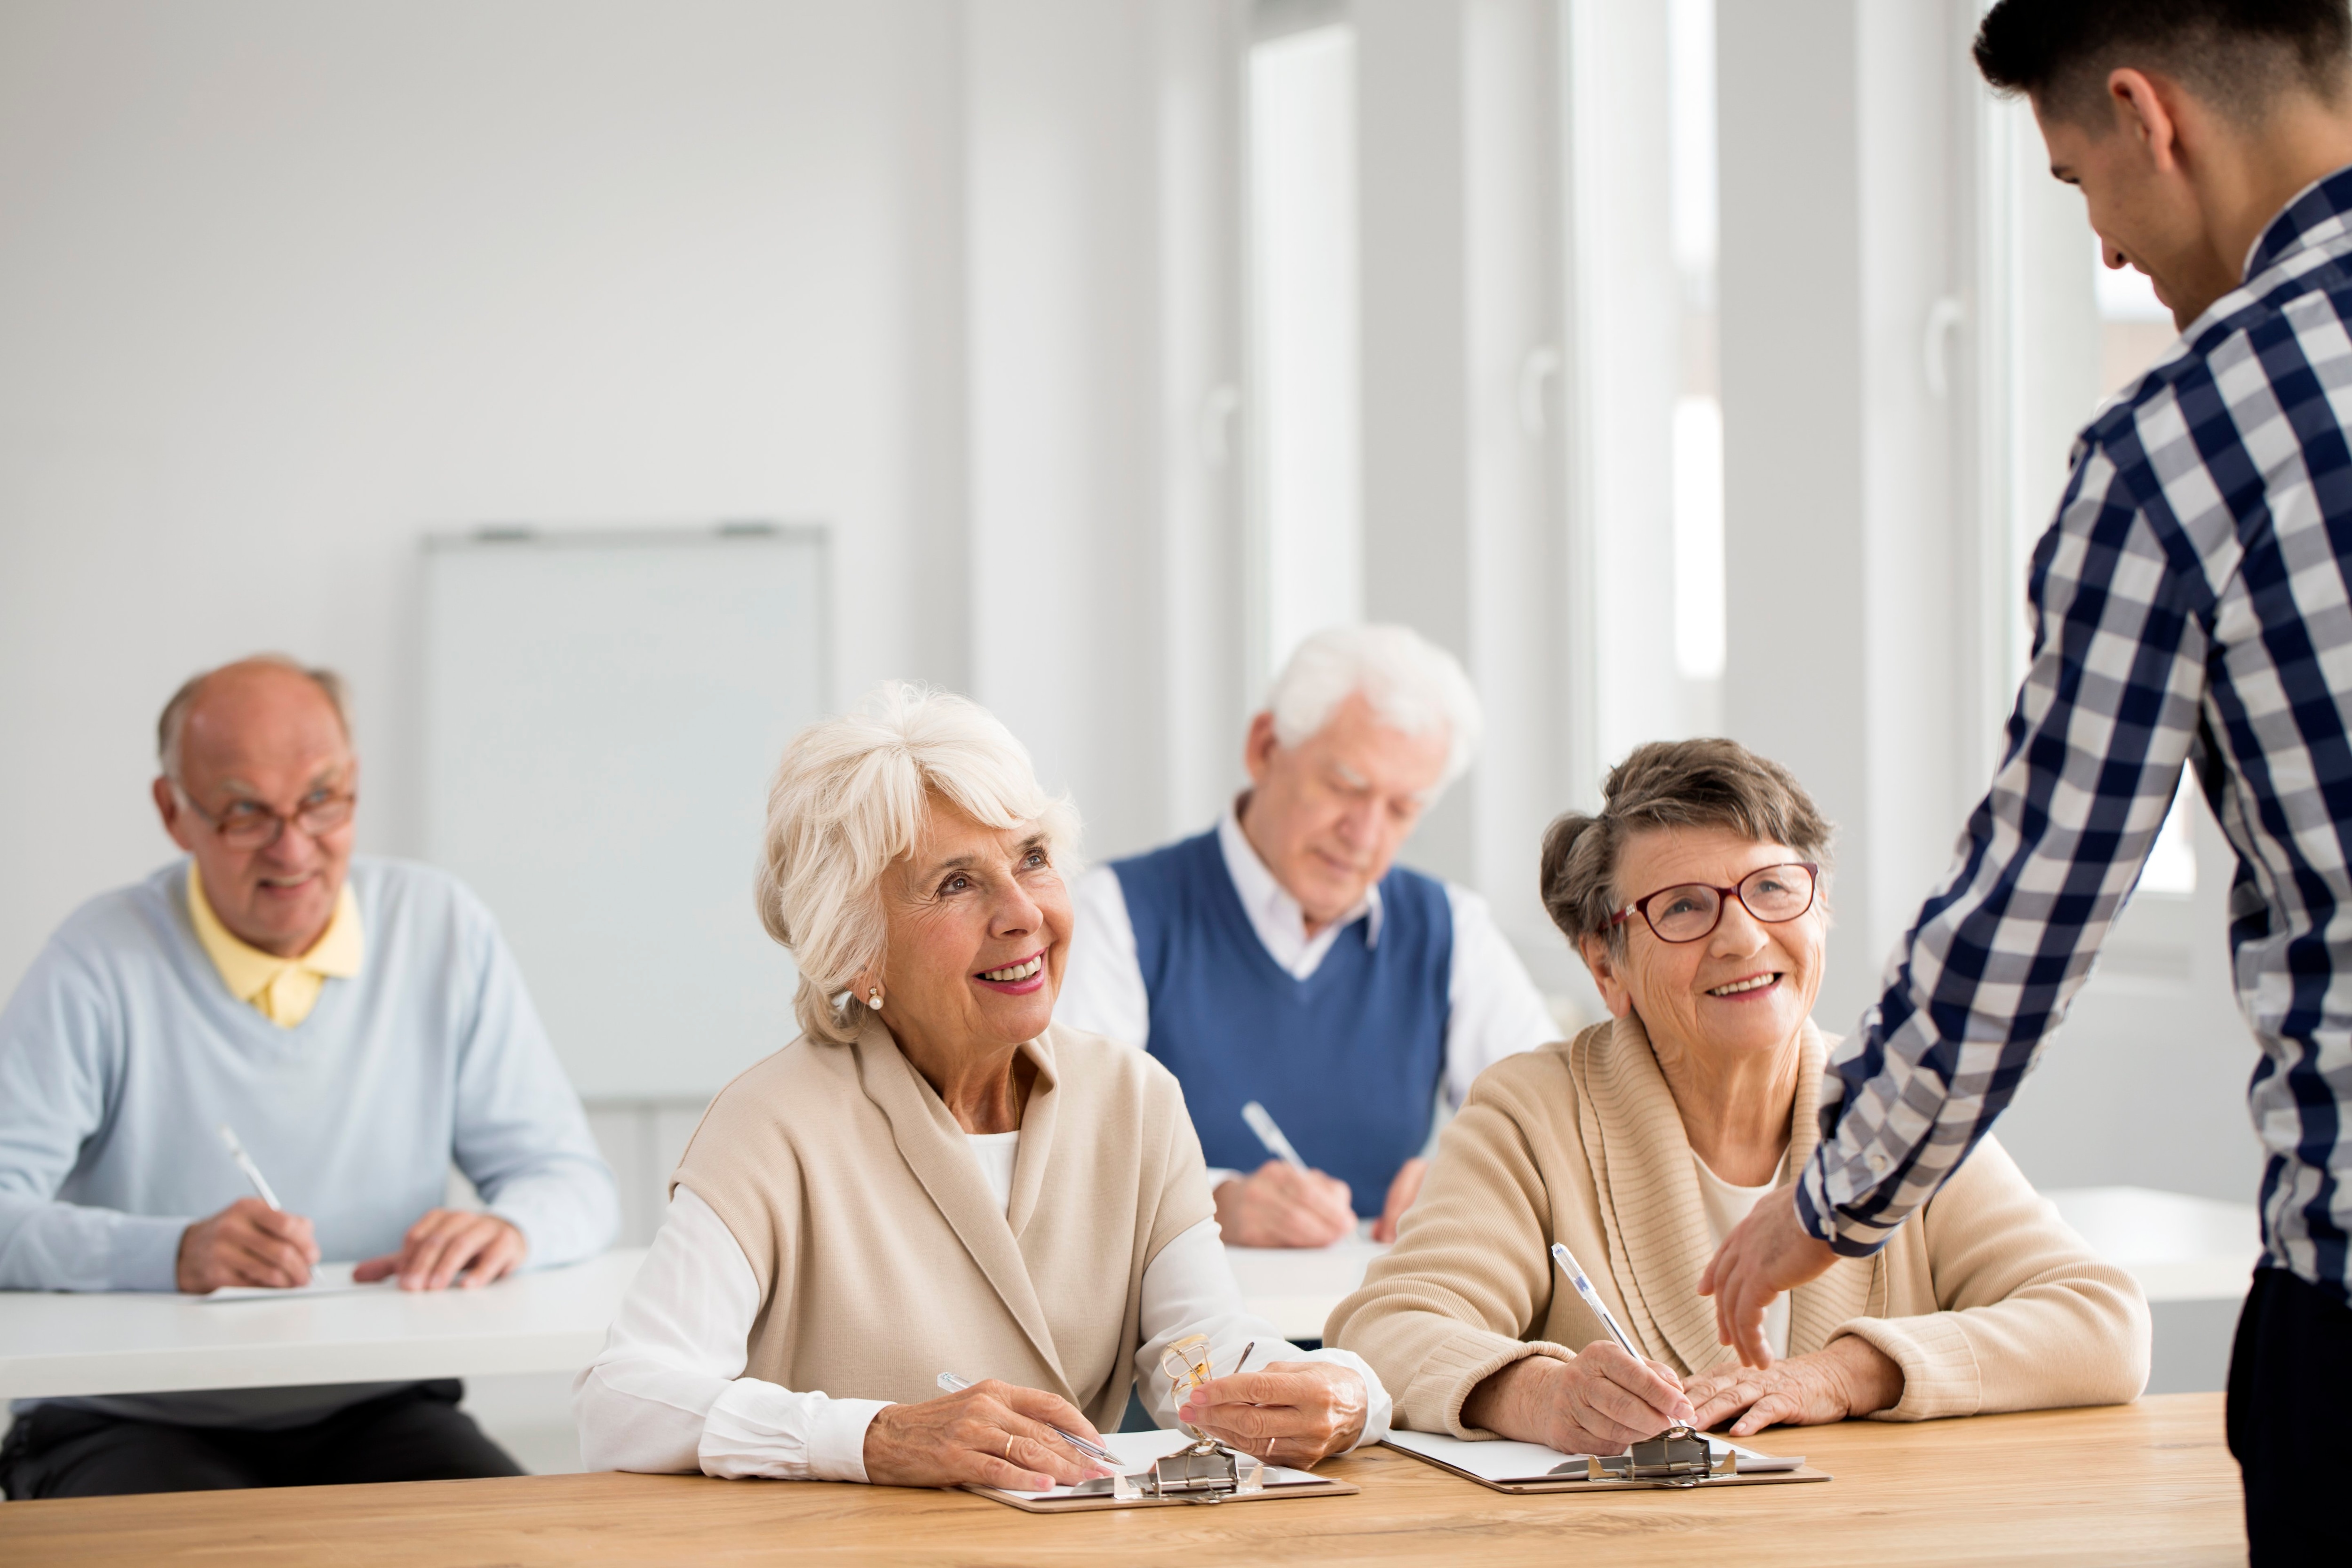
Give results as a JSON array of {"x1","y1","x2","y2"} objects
[
  {"x1": 1265, "y1": 624, "x2": 1484, "y2": 793},
  {"x1": 755, "y1": 681, "x2": 1083, "y2": 1044},
  {"x1": 157, "y1": 655, "x2": 352, "y2": 777},
  {"x1": 1540, "y1": 737, "x2": 1835, "y2": 955}
]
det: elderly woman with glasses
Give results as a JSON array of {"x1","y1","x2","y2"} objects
[
  {"x1": 576, "y1": 683, "x2": 1388, "y2": 1490},
  {"x1": 1327, "y1": 739, "x2": 2147, "y2": 1451}
]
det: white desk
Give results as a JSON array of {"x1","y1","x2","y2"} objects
[
  {"x1": 2044, "y1": 1185, "x2": 2262, "y2": 1303},
  {"x1": 0, "y1": 1250, "x2": 645, "y2": 1401},
  {"x1": 0, "y1": 1186, "x2": 2259, "y2": 1404},
  {"x1": 1228, "y1": 1233, "x2": 1391, "y2": 1340},
  {"x1": 1218, "y1": 1185, "x2": 2264, "y2": 1343}
]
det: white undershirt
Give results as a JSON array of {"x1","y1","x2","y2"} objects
[
  {"x1": 1056, "y1": 804, "x2": 1560, "y2": 1188},
  {"x1": 1691, "y1": 1153, "x2": 1792, "y2": 1360},
  {"x1": 574, "y1": 1130, "x2": 1392, "y2": 1480}
]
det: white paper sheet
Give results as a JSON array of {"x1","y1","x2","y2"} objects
[
  {"x1": 197, "y1": 1262, "x2": 390, "y2": 1302},
  {"x1": 996, "y1": 1428, "x2": 1324, "y2": 1499},
  {"x1": 1383, "y1": 1426, "x2": 1803, "y2": 1481}
]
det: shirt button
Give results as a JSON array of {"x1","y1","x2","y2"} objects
[{"x1": 1867, "y1": 1153, "x2": 1889, "y2": 1175}]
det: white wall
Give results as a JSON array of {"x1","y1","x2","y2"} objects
[{"x1": 0, "y1": 0, "x2": 971, "y2": 991}]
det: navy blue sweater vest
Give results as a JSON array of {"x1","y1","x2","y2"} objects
[{"x1": 1111, "y1": 829, "x2": 1452, "y2": 1216}]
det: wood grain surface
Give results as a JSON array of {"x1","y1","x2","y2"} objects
[{"x1": 0, "y1": 1392, "x2": 2244, "y2": 1567}]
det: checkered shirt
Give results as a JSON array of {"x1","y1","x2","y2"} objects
[{"x1": 1802, "y1": 165, "x2": 2352, "y2": 1306}]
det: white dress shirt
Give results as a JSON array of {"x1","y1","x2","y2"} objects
[
  {"x1": 575, "y1": 1132, "x2": 1393, "y2": 1480},
  {"x1": 1056, "y1": 805, "x2": 1558, "y2": 1187}
]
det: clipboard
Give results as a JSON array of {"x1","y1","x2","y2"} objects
[
  {"x1": 964, "y1": 1428, "x2": 1360, "y2": 1513},
  {"x1": 1383, "y1": 1426, "x2": 1831, "y2": 1494}
]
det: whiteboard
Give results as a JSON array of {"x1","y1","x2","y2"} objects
[{"x1": 421, "y1": 525, "x2": 828, "y2": 1099}]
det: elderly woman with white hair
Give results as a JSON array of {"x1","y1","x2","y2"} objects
[
  {"x1": 575, "y1": 683, "x2": 1389, "y2": 1490},
  {"x1": 1060, "y1": 624, "x2": 1558, "y2": 1249}
]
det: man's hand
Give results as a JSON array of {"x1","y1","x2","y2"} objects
[
  {"x1": 1213, "y1": 1162, "x2": 1356, "y2": 1248},
  {"x1": 354, "y1": 1208, "x2": 527, "y2": 1290},
  {"x1": 1685, "y1": 1336, "x2": 1903, "y2": 1437},
  {"x1": 1370, "y1": 1157, "x2": 1426, "y2": 1243},
  {"x1": 1697, "y1": 1186, "x2": 1836, "y2": 1367},
  {"x1": 177, "y1": 1197, "x2": 319, "y2": 1292},
  {"x1": 1461, "y1": 1345, "x2": 1697, "y2": 1456}
]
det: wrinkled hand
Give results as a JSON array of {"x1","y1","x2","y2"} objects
[
  {"x1": 177, "y1": 1197, "x2": 319, "y2": 1292},
  {"x1": 1685, "y1": 1337, "x2": 1903, "y2": 1437},
  {"x1": 861, "y1": 1379, "x2": 1112, "y2": 1491},
  {"x1": 1214, "y1": 1162, "x2": 1356, "y2": 1248},
  {"x1": 1461, "y1": 1344, "x2": 1697, "y2": 1456},
  {"x1": 1178, "y1": 1361, "x2": 1366, "y2": 1468},
  {"x1": 353, "y1": 1208, "x2": 526, "y2": 1290},
  {"x1": 1371, "y1": 1157, "x2": 1427, "y2": 1243},
  {"x1": 1698, "y1": 1186, "x2": 1836, "y2": 1367}
]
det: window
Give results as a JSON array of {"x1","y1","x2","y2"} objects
[
  {"x1": 1668, "y1": 0, "x2": 1724, "y2": 695},
  {"x1": 1248, "y1": 10, "x2": 1361, "y2": 685}
]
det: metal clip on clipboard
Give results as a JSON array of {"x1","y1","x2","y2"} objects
[
  {"x1": 1562, "y1": 1425, "x2": 1737, "y2": 1488},
  {"x1": 1120, "y1": 1333, "x2": 1271, "y2": 1504}
]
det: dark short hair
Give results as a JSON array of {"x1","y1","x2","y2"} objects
[
  {"x1": 1540, "y1": 738, "x2": 1833, "y2": 950},
  {"x1": 1975, "y1": 0, "x2": 2352, "y2": 125}
]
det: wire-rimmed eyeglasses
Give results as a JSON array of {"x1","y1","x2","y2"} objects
[{"x1": 1608, "y1": 862, "x2": 1820, "y2": 944}]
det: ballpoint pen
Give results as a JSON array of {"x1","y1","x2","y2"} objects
[
  {"x1": 936, "y1": 1373, "x2": 1118, "y2": 1466},
  {"x1": 217, "y1": 1123, "x2": 284, "y2": 1210},
  {"x1": 1240, "y1": 1101, "x2": 1309, "y2": 1172},
  {"x1": 1551, "y1": 1242, "x2": 1696, "y2": 1423}
]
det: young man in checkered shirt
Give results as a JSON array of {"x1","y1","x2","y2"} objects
[{"x1": 1703, "y1": 3, "x2": 2352, "y2": 1557}]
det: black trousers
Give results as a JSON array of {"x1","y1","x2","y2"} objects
[
  {"x1": 0, "y1": 1380, "x2": 522, "y2": 1499},
  {"x1": 2227, "y1": 1266, "x2": 2352, "y2": 1560}
]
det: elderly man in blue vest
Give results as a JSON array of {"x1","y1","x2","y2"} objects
[
  {"x1": 1059, "y1": 625, "x2": 1557, "y2": 1248},
  {"x1": 0, "y1": 655, "x2": 618, "y2": 1497}
]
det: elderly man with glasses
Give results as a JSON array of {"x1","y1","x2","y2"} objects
[
  {"x1": 1057, "y1": 625, "x2": 1557, "y2": 1249},
  {"x1": 0, "y1": 655, "x2": 617, "y2": 1498}
]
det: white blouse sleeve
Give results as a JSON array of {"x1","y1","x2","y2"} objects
[
  {"x1": 1133, "y1": 1217, "x2": 1393, "y2": 1448},
  {"x1": 572, "y1": 1186, "x2": 890, "y2": 1480}
]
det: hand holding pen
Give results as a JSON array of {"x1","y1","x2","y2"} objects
[
  {"x1": 176, "y1": 1124, "x2": 318, "y2": 1294},
  {"x1": 1220, "y1": 1102, "x2": 1356, "y2": 1248},
  {"x1": 859, "y1": 1375, "x2": 1115, "y2": 1492}
]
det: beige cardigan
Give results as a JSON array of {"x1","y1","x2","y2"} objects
[
  {"x1": 672, "y1": 1015, "x2": 1214, "y2": 1433},
  {"x1": 1326, "y1": 1016, "x2": 2150, "y2": 1435}
]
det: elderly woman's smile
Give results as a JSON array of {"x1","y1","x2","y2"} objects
[
  {"x1": 1587, "y1": 825, "x2": 1825, "y2": 1068},
  {"x1": 876, "y1": 807, "x2": 1073, "y2": 1065}
]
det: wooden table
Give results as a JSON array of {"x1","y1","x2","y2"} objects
[{"x1": 0, "y1": 1393, "x2": 2243, "y2": 1566}]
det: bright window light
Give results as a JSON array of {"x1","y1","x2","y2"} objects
[
  {"x1": 2138, "y1": 772, "x2": 2198, "y2": 896},
  {"x1": 1249, "y1": 22, "x2": 1362, "y2": 679},
  {"x1": 1672, "y1": 395, "x2": 1726, "y2": 679}
]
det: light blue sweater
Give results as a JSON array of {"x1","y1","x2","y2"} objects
[{"x1": 0, "y1": 857, "x2": 619, "y2": 1426}]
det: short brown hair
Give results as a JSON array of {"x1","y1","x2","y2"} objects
[
  {"x1": 157, "y1": 655, "x2": 351, "y2": 777},
  {"x1": 1540, "y1": 738, "x2": 1834, "y2": 948}
]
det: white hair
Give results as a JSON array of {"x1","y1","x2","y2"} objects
[
  {"x1": 1265, "y1": 624, "x2": 1483, "y2": 791},
  {"x1": 755, "y1": 680, "x2": 1082, "y2": 1044}
]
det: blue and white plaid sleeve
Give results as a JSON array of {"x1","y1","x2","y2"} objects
[{"x1": 1796, "y1": 433, "x2": 2212, "y2": 1256}]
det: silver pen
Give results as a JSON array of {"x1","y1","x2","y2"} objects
[
  {"x1": 1240, "y1": 1101, "x2": 1309, "y2": 1171},
  {"x1": 217, "y1": 1123, "x2": 284, "y2": 1210},
  {"x1": 935, "y1": 1372, "x2": 1118, "y2": 1465},
  {"x1": 1550, "y1": 1242, "x2": 1695, "y2": 1424}
]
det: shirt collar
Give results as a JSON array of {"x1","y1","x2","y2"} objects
[
  {"x1": 186, "y1": 859, "x2": 365, "y2": 1003},
  {"x1": 2242, "y1": 161, "x2": 2352, "y2": 283},
  {"x1": 1216, "y1": 796, "x2": 1383, "y2": 950}
]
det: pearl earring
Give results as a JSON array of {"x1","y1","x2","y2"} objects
[{"x1": 866, "y1": 987, "x2": 884, "y2": 1010}]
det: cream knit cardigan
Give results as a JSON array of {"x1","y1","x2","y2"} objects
[
  {"x1": 673, "y1": 1014, "x2": 1214, "y2": 1434},
  {"x1": 1326, "y1": 1015, "x2": 2151, "y2": 1436}
]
